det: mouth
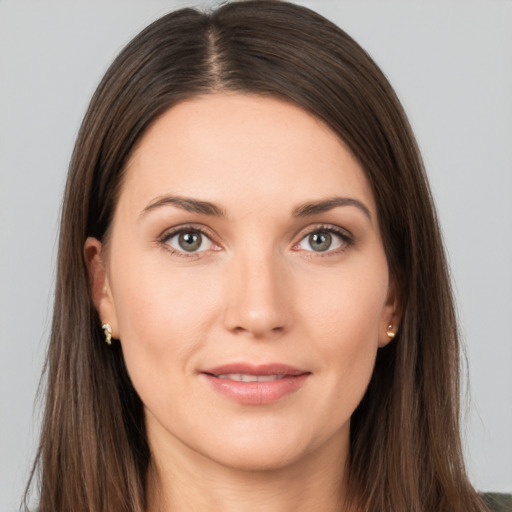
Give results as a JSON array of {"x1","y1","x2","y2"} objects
[
  {"x1": 213, "y1": 373, "x2": 288, "y2": 382},
  {"x1": 200, "y1": 363, "x2": 311, "y2": 405}
]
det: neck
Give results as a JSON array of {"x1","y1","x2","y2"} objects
[{"x1": 146, "y1": 433, "x2": 353, "y2": 512}]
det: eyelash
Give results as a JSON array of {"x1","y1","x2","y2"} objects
[
  {"x1": 159, "y1": 224, "x2": 218, "y2": 258},
  {"x1": 293, "y1": 224, "x2": 354, "y2": 257},
  {"x1": 158, "y1": 223, "x2": 354, "y2": 258}
]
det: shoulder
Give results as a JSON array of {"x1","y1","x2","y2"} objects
[{"x1": 481, "y1": 493, "x2": 512, "y2": 512}]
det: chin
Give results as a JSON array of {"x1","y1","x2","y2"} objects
[
  {"x1": 191, "y1": 420, "x2": 338, "y2": 474},
  {"x1": 207, "y1": 441, "x2": 309, "y2": 473}
]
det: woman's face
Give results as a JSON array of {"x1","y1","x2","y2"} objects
[{"x1": 88, "y1": 93, "x2": 397, "y2": 473}]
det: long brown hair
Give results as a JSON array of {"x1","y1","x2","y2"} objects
[{"x1": 26, "y1": 2, "x2": 488, "y2": 511}]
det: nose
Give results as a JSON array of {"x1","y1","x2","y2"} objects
[{"x1": 222, "y1": 250, "x2": 292, "y2": 339}]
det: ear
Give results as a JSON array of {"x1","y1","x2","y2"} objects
[
  {"x1": 84, "y1": 237, "x2": 119, "y2": 338},
  {"x1": 378, "y1": 277, "x2": 401, "y2": 348}
]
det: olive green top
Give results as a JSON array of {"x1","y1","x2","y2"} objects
[{"x1": 482, "y1": 493, "x2": 512, "y2": 512}]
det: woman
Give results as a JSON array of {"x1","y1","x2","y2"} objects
[{"x1": 24, "y1": 1, "x2": 491, "y2": 511}]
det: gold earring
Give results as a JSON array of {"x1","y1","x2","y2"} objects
[
  {"x1": 386, "y1": 323, "x2": 395, "y2": 339},
  {"x1": 102, "y1": 323, "x2": 112, "y2": 345}
]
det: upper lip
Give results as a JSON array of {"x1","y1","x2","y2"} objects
[{"x1": 201, "y1": 363, "x2": 309, "y2": 377}]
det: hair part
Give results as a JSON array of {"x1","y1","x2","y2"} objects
[{"x1": 26, "y1": 2, "x2": 488, "y2": 511}]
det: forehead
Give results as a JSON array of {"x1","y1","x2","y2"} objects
[{"x1": 120, "y1": 93, "x2": 376, "y2": 218}]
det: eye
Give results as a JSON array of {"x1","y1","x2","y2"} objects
[
  {"x1": 163, "y1": 228, "x2": 215, "y2": 254},
  {"x1": 296, "y1": 227, "x2": 351, "y2": 253}
]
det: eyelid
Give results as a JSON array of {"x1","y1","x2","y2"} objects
[
  {"x1": 292, "y1": 223, "x2": 354, "y2": 255},
  {"x1": 158, "y1": 224, "x2": 221, "y2": 257},
  {"x1": 157, "y1": 222, "x2": 354, "y2": 258}
]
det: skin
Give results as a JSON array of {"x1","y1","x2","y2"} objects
[{"x1": 86, "y1": 93, "x2": 399, "y2": 512}]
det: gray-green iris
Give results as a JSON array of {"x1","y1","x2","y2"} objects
[
  {"x1": 179, "y1": 232, "x2": 202, "y2": 252},
  {"x1": 309, "y1": 232, "x2": 332, "y2": 252}
]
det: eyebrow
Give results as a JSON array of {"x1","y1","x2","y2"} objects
[
  {"x1": 140, "y1": 195, "x2": 226, "y2": 218},
  {"x1": 140, "y1": 194, "x2": 371, "y2": 221},
  {"x1": 293, "y1": 197, "x2": 372, "y2": 220}
]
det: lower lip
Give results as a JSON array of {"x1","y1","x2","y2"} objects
[{"x1": 202, "y1": 373, "x2": 310, "y2": 405}]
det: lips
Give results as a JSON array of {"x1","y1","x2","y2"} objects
[
  {"x1": 215, "y1": 373, "x2": 286, "y2": 382},
  {"x1": 200, "y1": 363, "x2": 310, "y2": 405}
]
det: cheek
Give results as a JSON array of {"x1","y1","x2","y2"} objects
[
  {"x1": 312, "y1": 290, "x2": 382, "y2": 387},
  {"x1": 295, "y1": 259, "x2": 388, "y2": 405},
  {"x1": 298, "y1": 259, "x2": 389, "y2": 346},
  {"x1": 109, "y1": 253, "x2": 223, "y2": 391}
]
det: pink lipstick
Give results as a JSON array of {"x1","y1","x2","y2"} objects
[{"x1": 200, "y1": 363, "x2": 310, "y2": 405}]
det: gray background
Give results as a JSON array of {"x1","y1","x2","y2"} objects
[{"x1": 1, "y1": 1, "x2": 511, "y2": 509}]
